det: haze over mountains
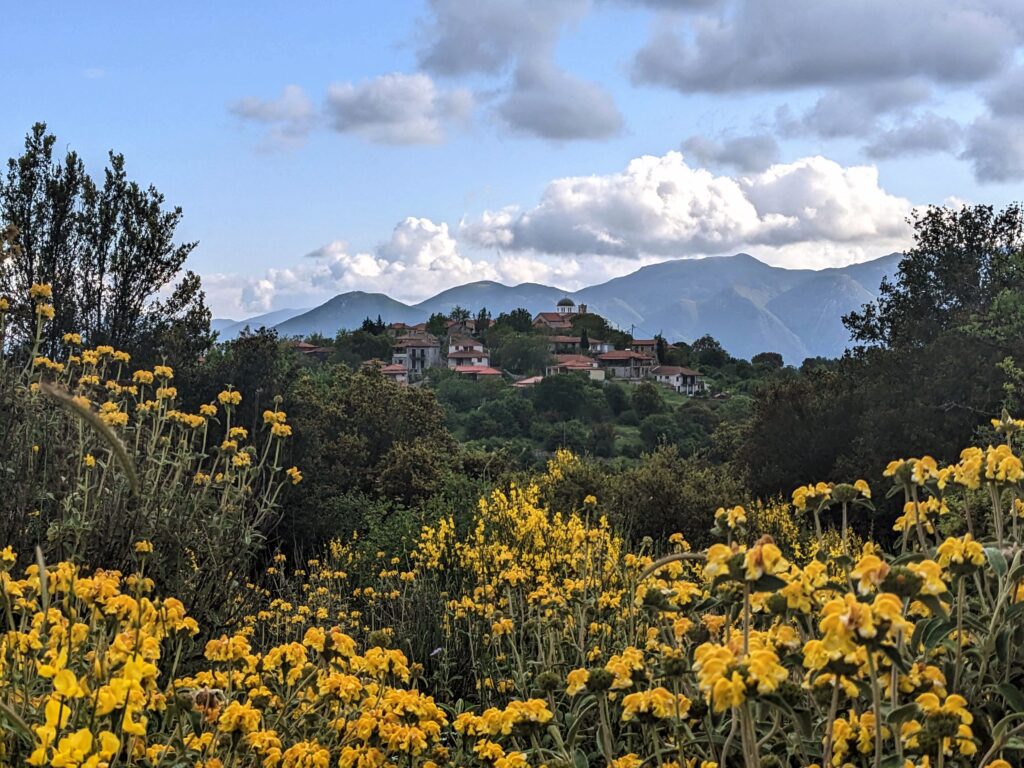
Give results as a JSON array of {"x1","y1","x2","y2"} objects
[{"x1": 215, "y1": 253, "x2": 902, "y2": 362}]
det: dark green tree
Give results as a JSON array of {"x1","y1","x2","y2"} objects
[
  {"x1": 475, "y1": 307, "x2": 491, "y2": 332},
  {"x1": 494, "y1": 308, "x2": 534, "y2": 333},
  {"x1": 0, "y1": 123, "x2": 210, "y2": 359},
  {"x1": 490, "y1": 333, "x2": 550, "y2": 374},
  {"x1": 845, "y1": 203, "x2": 1024, "y2": 349},
  {"x1": 751, "y1": 351, "x2": 784, "y2": 370},
  {"x1": 631, "y1": 381, "x2": 664, "y2": 419},
  {"x1": 426, "y1": 312, "x2": 449, "y2": 336},
  {"x1": 692, "y1": 335, "x2": 728, "y2": 367}
]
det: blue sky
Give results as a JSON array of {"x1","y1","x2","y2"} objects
[{"x1": 3, "y1": 1, "x2": 1022, "y2": 317}]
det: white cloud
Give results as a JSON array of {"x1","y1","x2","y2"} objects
[
  {"x1": 463, "y1": 151, "x2": 913, "y2": 260},
  {"x1": 229, "y1": 85, "x2": 318, "y2": 147},
  {"x1": 325, "y1": 73, "x2": 473, "y2": 144},
  {"x1": 230, "y1": 75, "x2": 472, "y2": 148},
  {"x1": 775, "y1": 81, "x2": 931, "y2": 139}
]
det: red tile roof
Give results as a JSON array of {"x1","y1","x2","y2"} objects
[
  {"x1": 552, "y1": 354, "x2": 596, "y2": 366},
  {"x1": 598, "y1": 350, "x2": 654, "y2": 362},
  {"x1": 454, "y1": 365, "x2": 502, "y2": 376}
]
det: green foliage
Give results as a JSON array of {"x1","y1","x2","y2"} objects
[
  {"x1": 283, "y1": 365, "x2": 458, "y2": 548},
  {"x1": 492, "y1": 307, "x2": 534, "y2": 333},
  {"x1": 0, "y1": 123, "x2": 210, "y2": 360},
  {"x1": 608, "y1": 444, "x2": 747, "y2": 546},
  {"x1": 631, "y1": 380, "x2": 664, "y2": 419},
  {"x1": 487, "y1": 331, "x2": 550, "y2": 374},
  {"x1": 751, "y1": 351, "x2": 784, "y2": 369},
  {"x1": 183, "y1": 327, "x2": 298, "y2": 434},
  {"x1": 333, "y1": 328, "x2": 394, "y2": 365},
  {"x1": 426, "y1": 312, "x2": 449, "y2": 336},
  {"x1": 845, "y1": 203, "x2": 1024, "y2": 348}
]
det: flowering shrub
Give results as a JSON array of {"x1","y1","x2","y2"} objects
[
  {"x1": 4, "y1": 288, "x2": 1024, "y2": 767},
  {"x1": 0, "y1": 285, "x2": 299, "y2": 624}
]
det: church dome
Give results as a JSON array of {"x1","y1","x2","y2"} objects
[{"x1": 557, "y1": 297, "x2": 575, "y2": 307}]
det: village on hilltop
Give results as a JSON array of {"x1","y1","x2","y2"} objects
[{"x1": 327, "y1": 297, "x2": 711, "y2": 395}]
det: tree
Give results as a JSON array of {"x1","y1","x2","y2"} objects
[
  {"x1": 692, "y1": 335, "x2": 728, "y2": 367},
  {"x1": 631, "y1": 381, "x2": 664, "y2": 419},
  {"x1": 580, "y1": 327, "x2": 590, "y2": 352},
  {"x1": 450, "y1": 305, "x2": 470, "y2": 322},
  {"x1": 639, "y1": 413, "x2": 683, "y2": 451},
  {"x1": 845, "y1": 203, "x2": 1024, "y2": 349},
  {"x1": 494, "y1": 308, "x2": 533, "y2": 333},
  {"x1": 655, "y1": 334, "x2": 668, "y2": 364},
  {"x1": 534, "y1": 374, "x2": 588, "y2": 419},
  {"x1": 603, "y1": 382, "x2": 629, "y2": 416},
  {"x1": 751, "y1": 351, "x2": 784, "y2": 370},
  {"x1": 609, "y1": 445, "x2": 746, "y2": 545},
  {"x1": 283, "y1": 366, "x2": 458, "y2": 546},
  {"x1": 184, "y1": 327, "x2": 298, "y2": 435},
  {"x1": 490, "y1": 333, "x2": 550, "y2": 374},
  {"x1": 360, "y1": 315, "x2": 386, "y2": 334},
  {"x1": 475, "y1": 307, "x2": 491, "y2": 332},
  {"x1": 426, "y1": 313, "x2": 449, "y2": 336},
  {"x1": 588, "y1": 422, "x2": 616, "y2": 457},
  {"x1": 0, "y1": 123, "x2": 211, "y2": 359}
]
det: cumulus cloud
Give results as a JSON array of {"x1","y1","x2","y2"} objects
[
  {"x1": 462, "y1": 151, "x2": 912, "y2": 259},
  {"x1": 498, "y1": 59, "x2": 623, "y2": 140},
  {"x1": 324, "y1": 73, "x2": 473, "y2": 144},
  {"x1": 229, "y1": 85, "x2": 318, "y2": 147},
  {"x1": 864, "y1": 113, "x2": 963, "y2": 159},
  {"x1": 632, "y1": 0, "x2": 1015, "y2": 93},
  {"x1": 681, "y1": 133, "x2": 780, "y2": 173}
]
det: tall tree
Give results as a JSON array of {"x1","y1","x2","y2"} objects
[
  {"x1": 0, "y1": 123, "x2": 211, "y2": 361},
  {"x1": 845, "y1": 203, "x2": 1024, "y2": 349}
]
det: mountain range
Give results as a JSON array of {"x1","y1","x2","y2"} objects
[{"x1": 214, "y1": 252, "x2": 902, "y2": 362}]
